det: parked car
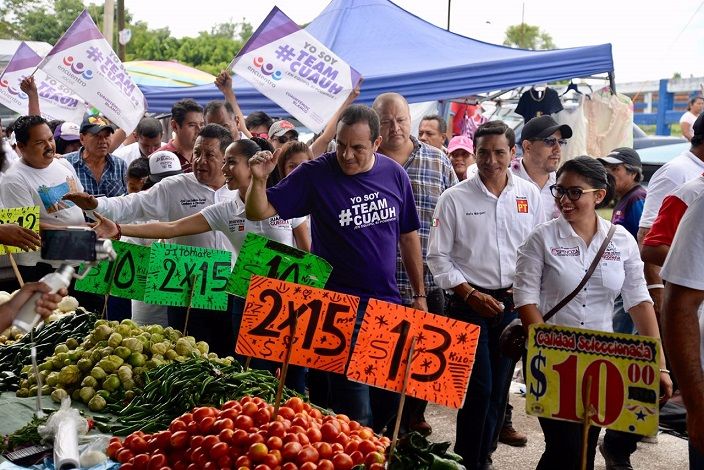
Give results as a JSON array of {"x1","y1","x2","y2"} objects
[
  {"x1": 637, "y1": 141, "x2": 690, "y2": 184},
  {"x1": 632, "y1": 124, "x2": 686, "y2": 150}
]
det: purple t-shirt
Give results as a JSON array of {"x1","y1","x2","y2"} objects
[{"x1": 267, "y1": 152, "x2": 420, "y2": 303}]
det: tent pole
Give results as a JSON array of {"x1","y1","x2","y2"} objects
[
  {"x1": 608, "y1": 71, "x2": 617, "y2": 94},
  {"x1": 447, "y1": 0, "x2": 451, "y2": 31}
]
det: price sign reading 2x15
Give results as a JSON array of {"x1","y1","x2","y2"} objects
[
  {"x1": 346, "y1": 300, "x2": 480, "y2": 409},
  {"x1": 236, "y1": 275, "x2": 358, "y2": 374},
  {"x1": 144, "y1": 243, "x2": 232, "y2": 311},
  {"x1": 0, "y1": 206, "x2": 40, "y2": 254},
  {"x1": 525, "y1": 324, "x2": 660, "y2": 436}
]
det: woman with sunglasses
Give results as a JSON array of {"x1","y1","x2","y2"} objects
[{"x1": 513, "y1": 156, "x2": 672, "y2": 470}]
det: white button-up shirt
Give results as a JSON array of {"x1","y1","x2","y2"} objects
[
  {"x1": 428, "y1": 172, "x2": 546, "y2": 290},
  {"x1": 511, "y1": 158, "x2": 559, "y2": 220},
  {"x1": 514, "y1": 216, "x2": 652, "y2": 332}
]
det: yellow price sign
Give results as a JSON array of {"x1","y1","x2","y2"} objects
[
  {"x1": 0, "y1": 206, "x2": 40, "y2": 255},
  {"x1": 525, "y1": 324, "x2": 660, "y2": 436}
]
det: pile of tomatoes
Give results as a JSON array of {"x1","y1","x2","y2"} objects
[{"x1": 107, "y1": 396, "x2": 390, "y2": 469}]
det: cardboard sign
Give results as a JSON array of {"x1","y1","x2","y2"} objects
[
  {"x1": 144, "y1": 243, "x2": 232, "y2": 311},
  {"x1": 0, "y1": 206, "x2": 40, "y2": 255},
  {"x1": 229, "y1": 7, "x2": 361, "y2": 133},
  {"x1": 226, "y1": 233, "x2": 332, "y2": 298},
  {"x1": 236, "y1": 275, "x2": 358, "y2": 374},
  {"x1": 346, "y1": 300, "x2": 480, "y2": 408},
  {"x1": 525, "y1": 324, "x2": 660, "y2": 436},
  {"x1": 74, "y1": 240, "x2": 150, "y2": 300}
]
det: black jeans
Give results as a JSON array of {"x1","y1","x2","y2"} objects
[{"x1": 537, "y1": 417, "x2": 601, "y2": 470}]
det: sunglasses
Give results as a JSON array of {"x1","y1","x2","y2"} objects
[
  {"x1": 251, "y1": 132, "x2": 269, "y2": 139},
  {"x1": 530, "y1": 137, "x2": 568, "y2": 147},
  {"x1": 276, "y1": 134, "x2": 298, "y2": 145},
  {"x1": 550, "y1": 185, "x2": 601, "y2": 201}
]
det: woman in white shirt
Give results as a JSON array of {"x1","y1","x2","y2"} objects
[{"x1": 513, "y1": 156, "x2": 672, "y2": 470}]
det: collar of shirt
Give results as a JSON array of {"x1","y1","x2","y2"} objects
[
  {"x1": 469, "y1": 170, "x2": 517, "y2": 199},
  {"x1": 403, "y1": 136, "x2": 423, "y2": 168},
  {"x1": 685, "y1": 150, "x2": 704, "y2": 170},
  {"x1": 73, "y1": 147, "x2": 117, "y2": 170},
  {"x1": 555, "y1": 214, "x2": 610, "y2": 240},
  {"x1": 512, "y1": 157, "x2": 556, "y2": 189}
]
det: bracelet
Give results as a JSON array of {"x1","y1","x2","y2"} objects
[
  {"x1": 647, "y1": 284, "x2": 665, "y2": 290},
  {"x1": 659, "y1": 368, "x2": 670, "y2": 374},
  {"x1": 412, "y1": 293, "x2": 426, "y2": 299},
  {"x1": 463, "y1": 287, "x2": 475, "y2": 303},
  {"x1": 114, "y1": 223, "x2": 122, "y2": 241}
]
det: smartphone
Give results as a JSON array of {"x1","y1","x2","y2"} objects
[{"x1": 41, "y1": 228, "x2": 98, "y2": 261}]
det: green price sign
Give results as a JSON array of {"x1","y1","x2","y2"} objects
[
  {"x1": 226, "y1": 233, "x2": 332, "y2": 298},
  {"x1": 74, "y1": 240, "x2": 150, "y2": 300},
  {"x1": 144, "y1": 243, "x2": 232, "y2": 311}
]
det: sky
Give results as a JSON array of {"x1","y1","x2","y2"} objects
[{"x1": 121, "y1": 0, "x2": 704, "y2": 83}]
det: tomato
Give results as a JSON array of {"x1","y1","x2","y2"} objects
[
  {"x1": 296, "y1": 445, "x2": 319, "y2": 465},
  {"x1": 339, "y1": 421, "x2": 350, "y2": 435},
  {"x1": 356, "y1": 428, "x2": 373, "y2": 440},
  {"x1": 344, "y1": 440, "x2": 358, "y2": 454},
  {"x1": 202, "y1": 435, "x2": 219, "y2": 451},
  {"x1": 186, "y1": 464, "x2": 198, "y2": 470},
  {"x1": 278, "y1": 406, "x2": 295, "y2": 420},
  {"x1": 173, "y1": 463, "x2": 188, "y2": 470},
  {"x1": 193, "y1": 407, "x2": 218, "y2": 422},
  {"x1": 132, "y1": 453, "x2": 150, "y2": 470},
  {"x1": 348, "y1": 420, "x2": 361, "y2": 432},
  {"x1": 234, "y1": 415, "x2": 254, "y2": 430},
  {"x1": 330, "y1": 443, "x2": 344, "y2": 453},
  {"x1": 254, "y1": 465, "x2": 273, "y2": 470},
  {"x1": 254, "y1": 407, "x2": 271, "y2": 425},
  {"x1": 292, "y1": 416, "x2": 308, "y2": 429},
  {"x1": 221, "y1": 400, "x2": 240, "y2": 410},
  {"x1": 242, "y1": 401, "x2": 259, "y2": 417},
  {"x1": 266, "y1": 436, "x2": 283, "y2": 450},
  {"x1": 214, "y1": 418, "x2": 234, "y2": 433},
  {"x1": 285, "y1": 397, "x2": 305, "y2": 413},
  {"x1": 262, "y1": 450, "x2": 282, "y2": 467},
  {"x1": 116, "y1": 448, "x2": 134, "y2": 464},
  {"x1": 290, "y1": 425, "x2": 306, "y2": 435},
  {"x1": 231, "y1": 429, "x2": 248, "y2": 446},
  {"x1": 248, "y1": 442, "x2": 269, "y2": 462},
  {"x1": 202, "y1": 462, "x2": 218, "y2": 470},
  {"x1": 235, "y1": 455, "x2": 252, "y2": 467},
  {"x1": 364, "y1": 451, "x2": 385, "y2": 466},
  {"x1": 267, "y1": 421, "x2": 286, "y2": 438},
  {"x1": 249, "y1": 432, "x2": 266, "y2": 445},
  {"x1": 152, "y1": 430, "x2": 171, "y2": 450},
  {"x1": 120, "y1": 464, "x2": 134, "y2": 470},
  {"x1": 148, "y1": 453, "x2": 168, "y2": 470},
  {"x1": 281, "y1": 441, "x2": 302, "y2": 461},
  {"x1": 305, "y1": 427, "x2": 321, "y2": 444},
  {"x1": 169, "y1": 419, "x2": 188, "y2": 433},
  {"x1": 107, "y1": 441, "x2": 122, "y2": 459},
  {"x1": 170, "y1": 430, "x2": 189, "y2": 449},
  {"x1": 219, "y1": 428, "x2": 235, "y2": 444},
  {"x1": 186, "y1": 420, "x2": 198, "y2": 435},
  {"x1": 368, "y1": 463, "x2": 385, "y2": 470},
  {"x1": 296, "y1": 432, "x2": 310, "y2": 446},
  {"x1": 219, "y1": 408, "x2": 239, "y2": 422},
  {"x1": 191, "y1": 435, "x2": 205, "y2": 449},
  {"x1": 350, "y1": 450, "x2": 364, "y2": 465},
  {"x1": 210, "y1": 442, "x2": 229, "y2": 460},
  {"x1": 317, "y1": 459, "x2": 334, "y2": 470},
  {"x1": 320, "y1": 423, "x2": 339, "y2": 442},
  {"x1": 281, "y1": 463, "x2": 298, "y2": 470},
  {"x1": 314, "y1": 442, "x2": 332, "y2": 460},
  {"x1": 190, "y1": 447, "x2": 206, "y2": 467},
  {"x1": 299, "y1": 463, "x2": 317, "y2": 470},
  {"x1": 332, "y1": 453, "x2": 354, "y2": 470}
]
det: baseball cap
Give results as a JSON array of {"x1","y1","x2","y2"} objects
[
  {"x1": 447, "y1": 135, "x2": 474, "y2": 154},
  {"x1": 598, "y1": 147, "x2": 642, "y2": 168},
  {"x1": 521, "y1": 115, "x2": 573, "y2": 142},
  {"x1": 268, "y1": 120, "x2": 297, "y2": 139},
  {"x1": 148, "y1": 150, "x2": 183, "y2": 182},
  {"x1": 53, "y1": 122, "x2": 80, "y2": 141},
  {"x1": 80, "y1": 115, "x2": 115, "y2": 135}
]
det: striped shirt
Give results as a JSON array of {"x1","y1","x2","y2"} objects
[
  {"x1": 64, "y1": 149, "x2": 127, "y2": 197},
  {"x1": 396, "y1": 137, "x2": 458, "y2": 305}
]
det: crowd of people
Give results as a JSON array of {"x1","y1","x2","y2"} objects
[{"x1": 0, "y1": 71, "x2": 702, "y2": 470}]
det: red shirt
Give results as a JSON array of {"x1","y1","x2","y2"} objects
[{"x1": 157, "y1": 140, "x2": 191, "y2": 173}]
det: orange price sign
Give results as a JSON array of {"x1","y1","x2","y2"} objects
[
  {"x1": 346, "y1": 299, "x2": 480, "y2": 408},
  {"x1": 236, "y1": 275, "x2": 359, "y2": 374}
]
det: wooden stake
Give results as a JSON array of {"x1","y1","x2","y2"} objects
[
  {"x1": 7, "y1": 252, "x2": 24, "y2": 287},
  {"x1": 182, "y1": 276, "x2": 197, "y2": 336},
  {"x1": 580, "y1": 375, "x2": 595, "y2": 470},
  {"x1": 244, "y1": 356, "x2": 252, "y2": 371},
  {"x1": 388, "y1": 335, "x2": 417, "y2": 464},
  {"x1": 273, "y1": 312, "x2": 298, "y2": 419}
]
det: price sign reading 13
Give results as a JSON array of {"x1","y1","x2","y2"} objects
[{"x1": 525, "y1": 324, "x2": 660, "y2": 436}]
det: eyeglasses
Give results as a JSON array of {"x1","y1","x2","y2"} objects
[
  {"x1": 550, "y1": 185, "x2": 601, "y2": 201},
  {"x1": 276, "y1": 135, "x2": 298, "y2": 145},
  {"x1": 530, "y1": 137, "x2": 568, "y2": 147}
]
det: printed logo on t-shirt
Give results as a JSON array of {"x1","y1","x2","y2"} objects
[
  {"x1": 516, "y1": 197, "x2": 529, "y2": 213},
  {"x1": 269, "y1": 215, "x2": 292, "y2": 229},
  {"x1": 180, "y1": 197, "x2": 206, "y2": 208},
  {"x1": 432, "y1": 218, "x2": 440, "y2": 227},
  {"x1": 228, "y1": 217, "x2": 246, "y2": 233},
  {"x1": 338, "y1": 191, "x2": 397, "y2": 229},
  {"x1": 550, "y1": 246, "x2": 580, "y2": 257},
  {"x1": 603, "y1": 243, "x2": 621, "y2": 261},
  {"x1": 37, "y1": 177, "x2": 78, "y2": 214}
]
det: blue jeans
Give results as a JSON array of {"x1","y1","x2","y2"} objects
[
  {"x1": 307, "y1": 298, "x2": 400, "y2": 434},
  {"x1": 447, "y1": 292, "x2": 517, "y2": 470},
  {"x1": 612, "y1": 294, "x2": 635, "y2": 335},
  {"x1": 231, "y1": 296, "x2": 307, "y2": 394}
]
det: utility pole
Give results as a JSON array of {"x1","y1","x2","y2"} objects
[
  {"x1": 103, "y1": 0, "x2": 115, "y2": 49},
  {"x1": 447, "y1": 0, "x2": 451, "y2": 31},
  {"x1": 117, "y1": 0, "x2": 125, "y2": 60}
]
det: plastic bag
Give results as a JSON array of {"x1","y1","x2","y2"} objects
[{"x1": 38, "y1": 398, "x2": 88, "y2": 469}]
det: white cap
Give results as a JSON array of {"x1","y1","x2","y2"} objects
[{"x1": 148, "y1": 150, "x2": 182, "y2": 182}]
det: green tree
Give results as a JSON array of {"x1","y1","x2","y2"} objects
[{"x1": 503, "y1": 23, "x2": 556, "y2": 50}]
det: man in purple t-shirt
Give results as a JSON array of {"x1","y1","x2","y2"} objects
[{"x1": 245, "y1": 104, "x2": 426, "y2": 432}]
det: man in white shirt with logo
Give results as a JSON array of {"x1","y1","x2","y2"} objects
[
  {"x1": 638, "y1": 113, "x2": 704, "y2": 316},
  {"x1": 428, "y1": 121, "x2": 546, "y2": 470},
  {"x1": 513, "y1": 115, "x2": 572, "y2": 220},
  {"x1": 661, "y1": 193, "x2": 704, "y2": 467}
]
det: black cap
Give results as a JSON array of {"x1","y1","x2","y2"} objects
[
  {"x1": 598, "y1": 147, "x2": 642, "y2": 168},
  {"x1": 80, "y1": 115, "x2": 115, "y2": 135},
  {"x1": 521, "y1": 115, "x2": 573, "y2": 142}
]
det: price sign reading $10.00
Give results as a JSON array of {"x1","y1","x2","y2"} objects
[
  {"x1": 525, "y1": 324, "x2": 661, "y2": 436},
  {"x1": 236, "y1": 276, "x2": 358, "y2": 374},
  {"x1": 346, "y1": 300, "x2": 480, "y2": 408}
]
